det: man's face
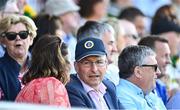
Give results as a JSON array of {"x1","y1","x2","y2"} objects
[
  {"x1": 138, "y1": 55, "x2": 160, "y2": 94},
  {"x1": 155, "y1": 41, "x2": 171, "y2": 75},
  {"x1": 102, "y1": 31, "x2": 117, "y2": 64},
  {"x1": 93, "y1": 0, "x2": 109, "y2": 19},
  {"x1": 59, "y1": 11, "x2": 79, "y2": 33},
  {"x1": 134, "y1": 16, "x2": 146, "y2": 37},
  {"x1": 75, "y1": 55, "x2": 107, "y2": 89}
]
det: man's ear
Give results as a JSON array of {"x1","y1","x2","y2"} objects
[{"x1": 134, "y1": 66, "x2": 142, "y2": 79}]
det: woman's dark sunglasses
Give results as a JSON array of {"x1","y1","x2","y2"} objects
[{"x1": 2, "y1": 31, "x2": 29, "y2": 41}]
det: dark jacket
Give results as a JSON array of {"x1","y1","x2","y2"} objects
[{"x1": 66, "y1": 74, "x2": 123, "y2": 109}]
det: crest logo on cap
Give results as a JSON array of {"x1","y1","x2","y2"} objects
[{"x1": 84, "y1": 40, "x2": 94, "y2": 49}]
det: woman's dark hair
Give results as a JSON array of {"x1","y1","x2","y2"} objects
[
  {"x1": 22, "y1": 35, "x2": 69, "y2": 85},
  {"x1": 152, "y1": 5, "x2": 177, "y2": 23}
]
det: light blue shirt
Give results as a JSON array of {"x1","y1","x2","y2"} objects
[
  {"x1": 105, "y1": 64, "x2": 119, "y2": 86},
  {"x1": 116, "y1": 79, "x2": 167, "y2": 110},
  {"x1": 0, "y1": 45, "x2": 5, "y2": 58}
]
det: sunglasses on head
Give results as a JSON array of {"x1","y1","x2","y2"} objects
[{"x1": 1, "y1": 31, "x2": 29, "y2": 41}]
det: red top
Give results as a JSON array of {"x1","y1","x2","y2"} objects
[{"x1": 16, "y1": 77, "x2": 70, "y2": 107}]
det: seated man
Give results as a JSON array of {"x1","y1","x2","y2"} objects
[
  {"x1": 116, "y1": 45, "x2": 166, "y2": 110},
  {"x1": 138, "y1": 36, "x2": 171, "y2": 105},
  {"x1": 66, "y1": 37, "x2": 122, "y2": 109}
]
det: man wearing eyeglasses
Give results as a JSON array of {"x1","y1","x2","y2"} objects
[
  {"x1": 65, "y1": 37, "x2": 122, "y2": 109},
  {"x1": 116, "y1": 45, "x2": 166, "y2": 110}
]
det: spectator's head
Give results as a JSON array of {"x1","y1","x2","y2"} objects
[
  {"x1": 151, "y1": 17, "x2": 180, "y2": 35},
  {"x1": 118, "y1": 7, "x2": 146, "y2": 37},
  {"x1": 32, "y1": 14, "x2": 65, "y2": 50},
  {"x1": 0, "y1": 0, "x2": 8, "y2": 44},
  {"x1": 105, "y1": 17, "x2": 125, "y2": 53},
  {"x1": 44, "y1": 0, "x2": 80, "y2": 33},
  {"x1": 77, "y1": 21, "x2": 117, "y2": 63},
  {"x1": 22, "y1": 35, "x2": 69, "y2": 85},
  {"x1": 74, "y1": 37, "x2": 107, "y2": 89},
  {"x1": 138, "y1": 35, "x2": 171, "y2": 76},
  {"x1": 118, "y1": 19, "x2": 139, "y2": 47},
  {"x1": 0, "y1": 15, "x2": 37, "y2": 64},
  {"x1": 152, "y1": 4, "x2": 177, "y2": 24},
  {"x1": 151, "y1": 5, "x2": 180, "y2": 57},
  {"x1": 110, "y1": 0, "x2": 132, "y2": 9},
  {"x1": 151, "y1": 4, "x2": 180, "y2": 35},
  {"x1": 0, "y1": 0, "x2": 20, "y2": 20},
  {"x1": 44, "y1": 0, "x2": 79, "y2": 17},
  {"x1": 118, "y1": 45, "x2": 159, "y2": 94},
  {"x1": 35, "y1": 15, "x2": 63, "y2": 38},
  {"x1": 78, "y1": 0, "x2": 109, "y2": 20}
]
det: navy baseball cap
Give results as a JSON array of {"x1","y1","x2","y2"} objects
[{"x1": 75, "y1": 37, "x2": 107, "y2": 61}]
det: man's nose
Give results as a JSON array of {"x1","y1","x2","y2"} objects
[{"x1": 91, "y1": 62, "x2": 98, "y2": 72}]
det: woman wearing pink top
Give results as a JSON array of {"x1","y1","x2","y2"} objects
[{"x1": 16, "y1": 35, "x2": 70, "y2": 107}]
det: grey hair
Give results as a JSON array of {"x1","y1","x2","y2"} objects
[
  {"x1": 118, "y1": 45, "x2": 156, "y2": 79},
  {"x1": 77, "y1": 21, "x2": 114, "y2": 41}
]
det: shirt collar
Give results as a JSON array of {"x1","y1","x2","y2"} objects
[{"x1": 77, "y1": 74, "x2": 107, "y2": 94}]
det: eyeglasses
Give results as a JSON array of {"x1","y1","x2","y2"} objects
[
  {"x1": 141, "y1": 64, "x2": 158, "y2": 72},
  {"x1": 1, "y1": 31, "x2": 29, "y2": 41},
  {"x1": 79, "y1": 60, "x2": 107, "y2": 67},
  {"x1": 126, "y1": 34, "x2": 139, "y2": 40}
]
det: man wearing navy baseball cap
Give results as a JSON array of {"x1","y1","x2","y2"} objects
[{"x1": 66, "y1": 37, "x2": 123, "y2": 109}]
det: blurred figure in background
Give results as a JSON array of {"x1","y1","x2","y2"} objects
[
  {"x1": 172, "y1": 0, "x2": 180, "y2": 23},
  {"x1": 108, "y1": 0, "x2": 132, "y2": 17},
  {"x1": 132, "y1": 0, "x2": 171, "y2": 18},
  {"x1": 105, "y1": 18, "x2": 125, "y2": 52},
  {"x1": 118, "y1": 7, "x2": 147, "y2": 37},
  {"x1": 104, "y1": 18, "x2": 126, "y2": 85},
  {"x1": 151, "y1": 4, "x2": 180, "y2": 84},
  {"x1": 119, "y1": 19, "x2": 139, "y2": 47},
  {"x1": 44, "y1": 0, "x2": 80, "y2": 74},
  {"x1": 16, "y1": 35, "x2": 70, "y2": 107},
  {"x1": 105, "y1": 18, "x2": 125, "y2": 54},
  {"x1": 78, "y1": 0, "x2": 109, "y2": 25},
  {"x1": 31, "y1": 14, "x2": 64, "y2": 51},
  {"x1": 0, "y1": 14, "x2": 37, "y2": 101}
]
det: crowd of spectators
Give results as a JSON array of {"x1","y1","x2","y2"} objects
[{"x1": 1, "y1": 0, "x2": 180, "y2": 109}]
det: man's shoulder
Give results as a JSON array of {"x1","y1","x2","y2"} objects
[
  {"x1": 102, "y1": 79, "x2": 116, "y2": 89},
  {"x1": 65, "y1": 74, "x2": 83, "y2": 90}
]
